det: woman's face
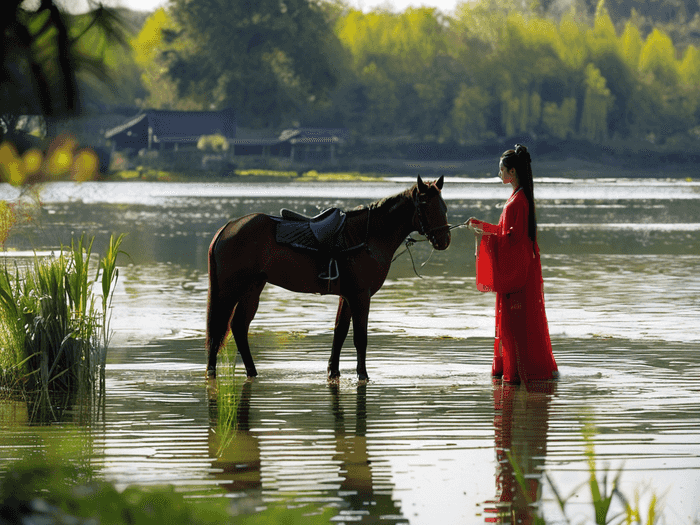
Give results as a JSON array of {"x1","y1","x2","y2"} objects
[{"x1": 499, "y1": 159, "x2": 517, "y2": 185}]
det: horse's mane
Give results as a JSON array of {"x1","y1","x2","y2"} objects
[{"x1": 346, "y1": 183, "x2": 415, "y2": 217}]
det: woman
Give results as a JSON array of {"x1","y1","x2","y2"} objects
[{"x1": 468, "y1": 144, "x2": 558, "y2": 384}]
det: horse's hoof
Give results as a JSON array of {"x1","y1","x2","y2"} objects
[
  {"x1": 245, "y1": 375, "x2": 256, "y2": 383},
  {"x1": 206, "y1": 368, "x2": 217, "y2": 378}
]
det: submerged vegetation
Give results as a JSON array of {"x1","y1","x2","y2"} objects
[{"x1": 0, "y1": 234, "x2": 125, "y2": 421}]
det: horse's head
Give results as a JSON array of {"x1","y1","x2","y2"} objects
[{"x1": 414, "y1": 175, "x2": 450, "y2": 250}]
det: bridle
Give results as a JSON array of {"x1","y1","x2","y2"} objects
[{"x1": 413, "y1": 187, "x2": 450, "y2": 248}]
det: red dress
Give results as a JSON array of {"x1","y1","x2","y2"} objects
[{"x1": 474, "y1": 189, "x2": 557, "y2": 384}]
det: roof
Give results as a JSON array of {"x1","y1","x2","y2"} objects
[
  {"x1": 105, "y1": 109, "x2": 236, "y2": 141},
  {"x1": 278, "y1": 128, "x2": 349, "y2": 144}
]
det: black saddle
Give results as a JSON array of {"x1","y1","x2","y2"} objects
[
  {"x1": 276, "y1": 208, "x2": 346, "y2": 251},
  {"x1": 274, "y1": 208, "x2": 347, "y2": 281}
]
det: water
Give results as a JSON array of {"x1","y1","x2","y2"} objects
[{"x1": 1, "y1": 177, "x2": 699, "y2": 524}]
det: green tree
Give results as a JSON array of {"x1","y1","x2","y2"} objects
[
  {"x1": 639, "y1": 28, "x2": 679, "y2": 85},
  {"x1": 131, "y1": 8, "x2": 200, "y2": 110},
  {"x1": 542, "y1": 97, "x2": 577, "y2": 139},
  {"x1": 619, "y1": 20, "x2": 643, "y2": 70},
  {"x1": 678, "y1": 44, "x2": 700, "y2": 86},
  {"x1": 580, "y1": 63, "x2": 613, "y2": 141},
  {"x1": 451, "y1": 83, "x2": 492, "y2": 143},
  {"x1": 163, "y1": 0, "x2": 341, "y2": 127}
]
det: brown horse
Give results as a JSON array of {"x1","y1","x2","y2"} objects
[{"x1": 206, "y1": 175, "x2": 450, "y2": 381}]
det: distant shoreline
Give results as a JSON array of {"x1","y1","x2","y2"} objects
[{"x1": 107, "y1": 155, "x2": 698, "y2": 182}]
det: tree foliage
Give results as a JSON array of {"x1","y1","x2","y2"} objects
[
  {"x1": 129, "y1": 0, "x2": 700, "y2": 147},
  {"x1": 146, "y1": 0, "x2": 342, "y2": 127},
  {"x1": 1, "y1": 3, "x2": 135, "y2": 133}
]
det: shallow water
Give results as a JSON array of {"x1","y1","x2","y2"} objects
[{"x1": 1, "y1": 178, "x2": 700, "y2": 524}]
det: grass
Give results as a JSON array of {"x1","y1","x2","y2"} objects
[{"x1": 0, "y1": 234, "x2": 125, "y2": 421}]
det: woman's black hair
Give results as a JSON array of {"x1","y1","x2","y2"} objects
[{"x1": 501, "y1": 144, "x2": 537, "y2": 242}]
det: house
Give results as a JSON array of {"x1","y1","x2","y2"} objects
[
  {"x1": 229, "y1": 127, "x2": 349, "y2": 164},
  {"x1": 105, "y1": 110, "x2": 348, "y2": 167},
  {"x1": 105, "y1": 108, "x2": 236, "y2": 154}
]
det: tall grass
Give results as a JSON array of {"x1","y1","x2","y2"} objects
[{"x1": 0, "y1": 234, "x2": 124, "y2": 421}]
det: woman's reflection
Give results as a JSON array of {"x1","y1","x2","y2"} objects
[{"x1": 485, "y1": 380, "x2": 556, "y2": 524}]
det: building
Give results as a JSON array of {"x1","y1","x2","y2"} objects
[{"x1": 105, "y1": 108, "x2": 236, "y2": 154}]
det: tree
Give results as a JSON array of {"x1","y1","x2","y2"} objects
[
  {"x1": 1, "y1": 1, "x2": 131, "y2": 143},
  {"x1": 639, "y1": 28, "x2": 679, "y2": 85},
  {"x1": 451, "y1": 83, "x2": 492, "y2": 143},
  {"x1": 580, "y1": 63, "x2": 613, "y2": 141},
  {"x1": 131, "y1": 8, "x2": 200, "y2": 110},
  {"x1": 163, "y1": 0, "x2": 341, "y2": 127}
]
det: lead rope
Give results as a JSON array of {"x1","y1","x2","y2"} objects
[{"x1": 392, "y1": 220, "x2": 472, "y2": 278}]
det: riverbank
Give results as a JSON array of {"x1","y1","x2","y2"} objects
[{"x1": 107, "y1": 155, "x2": 698, "y2": 183}]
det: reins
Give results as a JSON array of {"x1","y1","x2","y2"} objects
[{"x1": 392, "y1": 220, "x2": 471, "y2": 278}]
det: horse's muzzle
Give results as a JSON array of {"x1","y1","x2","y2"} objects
[{"x1": 428, "y1": 227, "x2": 451, "y2": 250}]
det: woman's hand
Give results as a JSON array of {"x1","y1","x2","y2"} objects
[{"x1": 467, "y1": 217, "x2": 487, "y2": 235}]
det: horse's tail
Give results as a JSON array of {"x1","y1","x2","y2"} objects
[{"x1": 206, "y1": 222, "x2": 231, "y2": 362}]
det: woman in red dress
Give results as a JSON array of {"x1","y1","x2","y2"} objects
[{"x1": 468, "y1": 145, "x2": 558, "y2": 384}]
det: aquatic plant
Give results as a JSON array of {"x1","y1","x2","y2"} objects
[
  {"x1": 210, "y1": 340, "x2": 240, "y2": 456},
  {"x1": 0, "y1": 234, "x2": 124, "y2": 421},
  {"x1": 0, "y1": 455, "x2": 335, "y2": 525},
  {"x1": 509, "y1": 427, "x2": 665, "y2": 525}
]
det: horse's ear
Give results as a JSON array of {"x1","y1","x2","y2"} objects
[
  {"x1": 417, "y1": 175, "x2": 427, "y2": 192},
  {"x1": 436, "y1": 175, "x2": 444, "y2": 190}
]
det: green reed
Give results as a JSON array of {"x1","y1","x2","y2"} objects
[
  {"x1": 0, "y1": 234, "x2": 124, "y2": 421},
  {"x1": 509, "y1": 425, "x2": 664, "y2": 525},
  {"x1": 211, "y1": 340, "x2": 239, "y2": 456}
]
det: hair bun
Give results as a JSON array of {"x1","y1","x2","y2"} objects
[{"x1": 514, "y1": 144, "x2": 531, "y2": 163}]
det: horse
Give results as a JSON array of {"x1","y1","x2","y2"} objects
[{"x1": 206, "y1": 175, "x2": 450, "y2": 381}]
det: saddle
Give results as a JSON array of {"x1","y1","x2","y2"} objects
[{"x1": 274, "y1": 208, "x2": 347, "y2": 280}]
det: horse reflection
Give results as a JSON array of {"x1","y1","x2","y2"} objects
[
  {"x1": 484, "y1": 381, "x2": 556, "y2": 524},
  {"x1": 329, "y1": 383, "x2": 407, "y2": 524},
  {"x1": 208, "y1": 381, "x2": 262, "y2": 493},
  {"x1": 208, "y1": 379, "x2": 406, "y2": 522}
]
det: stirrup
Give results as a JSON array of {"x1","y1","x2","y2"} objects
[{"x1": 319, "y1": 259, "x2": 339, "y2": 281}]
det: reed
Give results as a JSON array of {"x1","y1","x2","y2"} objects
[
  {"x1": 211, "y1": 340, "x2": 239, "y2": 456},
  {"x1": 0, "y1": 234, "x2": 124, "y2": 421},
  {"x1": 508, "y1": 426, "x2": 665, "y2": 525}
]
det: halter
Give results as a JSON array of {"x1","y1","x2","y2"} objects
[{"x1": 413, "y1": 186, "x2": 449, "y2": 248}]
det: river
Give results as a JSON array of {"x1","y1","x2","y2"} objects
[{"x1": 0, "y1": 176, "x2": 699, "y2": 524}]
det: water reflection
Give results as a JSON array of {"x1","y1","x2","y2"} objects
[
  {"x1": 485, "y1": 381, "x2": 556, "y2": 524},
  {"x1": 208, "y1": 377, "x2": 408, "y2": 522},
  {"x1": 329, "y1": 383, "x2": 407, "y2": 524},
  {"x1": 208, "y1": 381, "x2": 262, "y2": 494}
]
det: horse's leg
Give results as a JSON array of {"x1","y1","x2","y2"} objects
[
  {"x1": 349, "y1": 294, "x2": 371, "y2": 381},
  {"x1": 328, "y1": 297, "x2": 352, "y2": 380},
  {"x1": 206, "y1": 289, "x2": 236, "y2": 378},
  {"x1": 230, "y1": 279, "x2": 266, "y2": 378}
]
